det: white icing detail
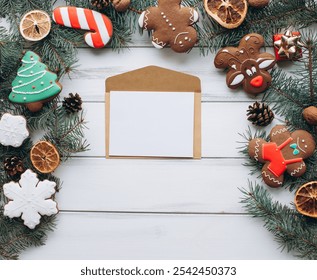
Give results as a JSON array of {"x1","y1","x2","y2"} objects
[
  {"x1": 297, "y1": 137, "x2": 307, "y2": 154},
  {"x1": 246, "y1": 69, "x2": 252, "y2": 76},
  {"x1": 302, "y1": 140, "x2": 305, "y2": 143},
  {"x1": 290, "y1": 162, "x2": 305, "y2": 176},
  {"x1": 77, "y1": 8, "x2": 90, "y2": 30},
  {"x1": 245, "y1": 36, "x2": 250, "y2": 41},
  {"x1": 222, "y1": 49, "x2": 229, "y2": 53},
  {"x1": 3, "y1": 169, "x2": 58, "y2": 229},
  {"x1": 254, "y1": 138, "x2": 260, "y2": 161},
  {"x1": 163, "y1": 15, "x2": 166, "y2": 19},
  {"x1": 258, "y1": 59, "x2": 275, "y2": 69},
  {"x1": 172, "y1": 27, "x2": 176, "y2": 31},
  {"x1": 240, "y1": 50, "x2": 244, "y2": 54},
  {"x1": 152, "y1": 41, "x2": 164, "y2": 49},
  {"x1": 262, "y1": 171, "x2": 283, "y2": 185},
  {"x1": 0, "y1": 113, "x2": 29, "y2": 147},
  {"x1": 231, "y1": 64, "x2": 237, "y2": 70},
  {"x1": 93, "y1": 11, "x2": 110, "y2": 46},
  {"x1": 60, "y1": 7, "x2": 71, "y2": 27},
  {"x1": 251, "y1": 66, "x2": 257, "y2": 73},
  {"x1": 271, "y1": 127, "x2": 288, "y2": 137},
  {"x1": 12, "y1": 58, "x2": 56, "y2": 95},
  {"x1": 174, "y1": 32, "x2": 189, "y2": 44},
  {"x1": 190, "y1": 9, "x2": 199, "y2": 23},
  {"x1": 141, "y1": 10, "x2": 150, "y2": 30},
  {"x1": 230, "y1": 74, "x2": 244, "y2": 86}
]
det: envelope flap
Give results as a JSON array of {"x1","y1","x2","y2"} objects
[{"x1": 106, "y1": 66, "x2": 201, "y2": 92}]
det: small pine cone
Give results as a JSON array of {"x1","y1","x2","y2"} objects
[
  {"x1": 63, "y1": 93, "x2": 83, "y2": 114},
  {"x1": 4, "y1": 156, "x2": 25, "y2": 180},
  {"x1": 247, "y1": 101, "x2": 274, "y2": 126},
  {"x1": 91, "y1": 0, "x2": 111, "y2": 10}
]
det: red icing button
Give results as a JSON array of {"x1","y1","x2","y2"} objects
[{"x1": 250, "y1": 75, "x2": 264, "y2": 88}]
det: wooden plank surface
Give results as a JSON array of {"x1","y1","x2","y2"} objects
[
  {"x1": 0, "y1": 3, "x2": 297, "y2": 260},
  {"x1": 21, "y1": 212, "x2": 295, "y2": 260}
]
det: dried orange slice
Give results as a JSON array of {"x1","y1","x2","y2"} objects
[
  {"x1": 204, "y1": 0, "x2": 248, "y2": 29},
  {"x1": 295, "y1": 182, "x2": 317, "y2": 218},
  {"x1": 30, "y1": 141, "x2": 60, "y2": 174},
  {"x1": 20, "y1": 10, "x2": 51, "y2": 41}
]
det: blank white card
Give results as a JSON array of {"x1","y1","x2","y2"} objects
[{"x1": 109, "y1": 91, "x2": 194, "y2": 157}]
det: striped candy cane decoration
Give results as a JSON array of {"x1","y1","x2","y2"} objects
[{"x1": 52, "y1": 6, "x2": 113, "y2": 48}]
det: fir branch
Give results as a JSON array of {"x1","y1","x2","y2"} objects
[{"x1": 240, "y1": 183, "x2": 317, "y2": 259}]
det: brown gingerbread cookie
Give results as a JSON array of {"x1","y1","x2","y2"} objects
[
  {"x1": 248, "y1": 125, "x2": 316, "y2": 188},
  {"x1": 138, "y1": 0, "x2": 199, "y2": 53},
  {"x1": 248, "y1": 0, "x2": 270, "y2": 8},
  {"x1": 214, "y1": 33, "x2": 276, "y2": 96}
]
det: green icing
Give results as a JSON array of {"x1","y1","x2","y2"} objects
[{"x1": 9, "y1": 51, "x2": 62, "y2": 104}]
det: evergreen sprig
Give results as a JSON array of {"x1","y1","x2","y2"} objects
[
  {"x1": 199, "y1": 0, "x2": 317, "y2": 52},
  {"x1": 240, "y1": 182, "x2": 317, "y2": 259},
  {"x1": 0, "y1": 1, "x2": 88, "y2": 259}
]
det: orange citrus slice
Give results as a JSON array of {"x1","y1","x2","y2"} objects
[
  {"x1": 295, "y1": 182, "x2": 317, "y2": 218},
  {"x1": 30, "y1": 141, "x2": 60, "y2": 174},
  {"x1": 20, "y1": 10, "x2": 51, "y2": 41},
  {"x1": 204, "y1": 0, "x2": 248, "y2": 29}
]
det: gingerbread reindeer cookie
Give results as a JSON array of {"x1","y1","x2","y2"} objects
[
  {"x1": 138, "y1": 0, "x2": 199, "y2": 53},
  {"x1": 249, "y1": 125, "x2": 316, "y2": 188},
  {"x1": 214, "y1": 33, "x2": 276, "y2": 95}
]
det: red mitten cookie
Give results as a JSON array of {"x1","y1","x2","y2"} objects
[
  {"x1": 138, "y1": 0, "x2": 199, "y2": 53},
  {"x1": 214, "y1": 33, "x2": 276, "y2": 96},
  {"x1": 249, "y1": 125, "x2": 316, "y2": 187}
]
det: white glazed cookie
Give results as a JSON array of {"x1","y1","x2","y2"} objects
[
  {"x1": 3, "y1": 169, "x2": 58, "y2": 229},
  {"x1": 0, "y1": 113, "x2": 29, "y2": 147}
]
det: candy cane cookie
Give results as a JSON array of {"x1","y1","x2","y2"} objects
[{"x1": 52, "y1": 6, "x2": 113, "y2": 48}]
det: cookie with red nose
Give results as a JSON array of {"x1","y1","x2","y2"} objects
[{"x1": 214, "y1": 33, "x2": 276, "y2": 96}]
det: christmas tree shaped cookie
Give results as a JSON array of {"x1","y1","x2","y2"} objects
[{"x1": 9, "y1": 51, "x2": 62, "y2": 112}]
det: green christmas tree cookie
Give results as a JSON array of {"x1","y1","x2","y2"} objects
[{"x1": 9, "y1": 51, "x2": 62, "y2": 112}]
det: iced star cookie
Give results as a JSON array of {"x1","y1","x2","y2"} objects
[
  {"x1": 9, "y1": 51, "x2": 62, "y2": 112},
  {"x1": 138, "y1": 0, "x2": 199, "y2": 53}
]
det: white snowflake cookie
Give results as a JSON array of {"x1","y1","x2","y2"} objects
[
  {"x1": 3, "y1": 169, "x2": 58, "y2": 229},
  {"x1": 0, "y1": 113, "x2": 29, "y2": 147}
]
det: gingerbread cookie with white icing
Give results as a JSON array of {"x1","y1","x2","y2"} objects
[
  {"x1": 138, "y1": 0, "x2": 199, "y2": 53},
  {"x1": 9, "y1": 51, "x2": 62, "y2": 112},
  {"x1": 249, "y1": 125, "x2": 316, "y2": 188},
  {"x1": 214, "y1": 33, "x2": 276, "y2": 96}
]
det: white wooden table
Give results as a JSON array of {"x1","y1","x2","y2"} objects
[{"x1": 4, "y1": 10, "x2": 296, "y2": 260}]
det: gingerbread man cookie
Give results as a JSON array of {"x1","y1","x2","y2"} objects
[
  {"x1": 249, "y1": 125, "x2": 316, "y2": 188},
  {"x1": 214, "y1": 33, "x2": 276, "y2": 96},
  {"x1": 138, "y1": 0, "x2": 199, "y2": 53}
]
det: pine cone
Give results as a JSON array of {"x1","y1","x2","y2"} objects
[
  {"x1": 247, "y1": 101, "x2": 274, "y2": 126},
  {"x1": 63, "y1": 93, "x2": 83, "y2": 114},
  {"x1": 91, "y1": 0, "x2": 111, "y2": 10},
  {"x1": 4, "y1": 156, "x2": 25, "y2": 180}
]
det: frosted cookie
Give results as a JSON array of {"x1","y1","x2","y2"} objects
[
  {"x1": 214, "y1": 33, "x2": 276, "y2": 96},
  {"x1": 248, "y1": 125, "x2": 316, "y2": 187},
  {"x1": 0, "y1": 113, "x2": 29, "y2": 147},
  {"x1": 52, "y1": 6, "x2": 113, "y2": 48},
  {"x1": 9, "y1": 51, "x2": 62, "y2": 112},
  {"x1": 138, "y1": 0, "x2": 199, "y2": 53},
  {"x1": 3, "y1": 169, "x2": 58, "y2": 229}
]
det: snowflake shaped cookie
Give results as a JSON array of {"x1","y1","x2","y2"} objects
[
  {"x1": 0, "y1": 113, "x2": 29, "y2": 147},
  {"x1": 3, "y1": 169, "x2": 58, "y2": 229}
]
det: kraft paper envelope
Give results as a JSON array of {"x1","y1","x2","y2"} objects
[{"x1": 105, "y1": 65, "x2": 201, "y2": 159}]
